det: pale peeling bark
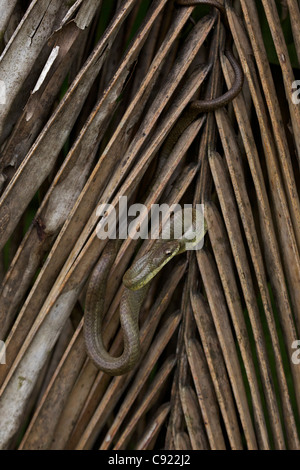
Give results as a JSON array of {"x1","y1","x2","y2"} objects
[
  {"x1": 0, "y1": 0, "x2": 71, "y2": 143},
  {"x1": 0, "y1": 0, "x2": 18, "y2": 37}
]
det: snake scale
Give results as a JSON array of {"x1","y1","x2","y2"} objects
[{"x1": 84, "y1": 0, "x2": 244, "y2": 375}]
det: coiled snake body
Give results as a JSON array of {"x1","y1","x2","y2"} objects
[{"x1": 84, "y1": 210, "x2": 207, "y2": 375}]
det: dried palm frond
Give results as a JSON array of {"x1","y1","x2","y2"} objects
[{"x1": 0, "y1": 0, "x2": 299, "y2": 450}]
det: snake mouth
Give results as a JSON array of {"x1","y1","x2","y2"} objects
[{"x1": 123, "y1": 239, "x2": 181, "y2": 291}]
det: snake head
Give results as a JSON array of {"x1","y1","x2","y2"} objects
[{"x1": 123, "y1": 239, "x2": 181, "y2": 291}]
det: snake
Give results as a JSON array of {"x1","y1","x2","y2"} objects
[
  {"x1": 84, "y1": 209, "x2": 207, "y2": 375},
  {"x1": 84, "y1": 0, "x2": 244, "y2": 375},
  {"x1": 177, "y1": 0, "x2": 244, "y2": 112}
]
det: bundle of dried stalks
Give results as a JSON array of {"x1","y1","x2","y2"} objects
[{"x1": 0, "y1": 0, "x2": 299, "y2": 450}]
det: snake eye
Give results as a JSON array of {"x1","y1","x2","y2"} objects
[{"x1": 165, "y1": 250, "x2": 172, "y2": 255}]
